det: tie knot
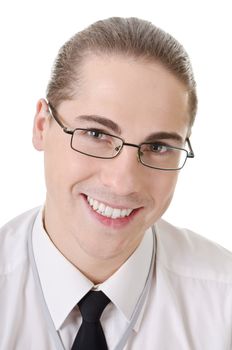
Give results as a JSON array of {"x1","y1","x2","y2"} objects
[{"x1": 78, "y1": 291, "x2": 110, "y2": 323}]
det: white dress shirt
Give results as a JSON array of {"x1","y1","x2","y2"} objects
[{"x1": 0, "y1": 207, "x2": 232, "y2": 350}]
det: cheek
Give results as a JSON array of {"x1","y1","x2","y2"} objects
[
  {"x1": 149, "y1": 172, "x2": 178, "y2": 213},
  {"x1": 43, "y1": 143, "x2": 98, "y2": 198}
]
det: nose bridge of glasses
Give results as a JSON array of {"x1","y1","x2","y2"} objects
[
  {"x1": 113, "y1": 141, "x2": 141, "y2": 164},
  {"x1": 114, "y1": 140, "x2": 140, "y2": 154},
  {"x1": 123, "y1": 142, "x2": 139, "y2": 148},
  {"x1": 117, "y1": 142, "x2": 141, "y2": 157},
  {"x1": 115, "y1": 142, "x2": 141, "y2": 162},
  {"x1": 122, "y1": 142, "x2": 140, "y2": 150}
]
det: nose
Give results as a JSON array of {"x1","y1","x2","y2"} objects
[{"x1": 99, "y1": 146, "x2": 145, "y2": 196}]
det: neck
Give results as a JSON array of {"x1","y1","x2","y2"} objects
[{"x1": 43, "y1": 207, "x2": 141, "y2": 284}]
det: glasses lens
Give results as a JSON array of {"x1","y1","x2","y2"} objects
[
  {"x1": 139, "y1": 143, "x2": 188, "y2": 170},
  {"x1": 71, "y1": 129, "x2": 123, "y2": 158}
]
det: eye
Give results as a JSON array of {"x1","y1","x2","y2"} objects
[
  {"x1": 86, "y1": 129, "x2": 105, "y2": 139},
  {"x1": 149, "y1": 143, "x2": 169, "y2": 153}
]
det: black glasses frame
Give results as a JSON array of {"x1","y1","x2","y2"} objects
[{"x1": 47, "y1": 102, "x2": 195, "y2": 171}]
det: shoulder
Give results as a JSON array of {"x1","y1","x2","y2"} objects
[
  {"x1": 0, "y1": 207, "x2": 41, "y2": 239},
  {"x1": 0, "y1": 207, "x2": 41, "y2": 274},
  {"x1": 155, "y1": 219, "x2": 232, "y2": 283}
]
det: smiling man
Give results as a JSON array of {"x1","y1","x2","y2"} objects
[{"x1": 0, "y1": 17, "x2": 232, "y2": 350}]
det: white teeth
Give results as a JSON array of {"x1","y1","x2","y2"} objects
[
  {"x1": 93, "y1": 200, "x2": 99, "y2": 210},
  {"x1": 112, "y1": 208, "x2": 121, "y2": 219},
  {"x1": 98, "y1": 203, "x2": 105, "y2": 213},
  {"x1": 121, "y1": 209, "x2": 128, "y2": 217},
  {"x1": 87, "y1": 196, "x2": 133, "y2": 219},
  {"x1": 105, "y1": 206, "x2": 113, "y2": 217},
  {"x1": 89, "y1": 197, "x2": 94, "y2": 206}
]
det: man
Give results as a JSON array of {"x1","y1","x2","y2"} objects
[{"x1": 0, "y1": 17, "x2": 231, "y2": 350}]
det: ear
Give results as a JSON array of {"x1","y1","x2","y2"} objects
[{"x1": 32, "y1": 98, "x2": 50, "y2": 151}]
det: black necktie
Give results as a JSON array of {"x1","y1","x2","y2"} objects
[{"x1": 71, "y1": 290, "x2": 110, "y2": 350}]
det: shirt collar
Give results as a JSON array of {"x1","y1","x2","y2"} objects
[
  {"x1": 32, "y1": 207, "x2": 154, "y2": 331},
  {"x1": 100, "y1": 228, "x2": 153, "y2": 323}
]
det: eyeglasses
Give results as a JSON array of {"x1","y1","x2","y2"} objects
[{"x1": 47, "y1": 102, "x2": 195, "y2": 171}]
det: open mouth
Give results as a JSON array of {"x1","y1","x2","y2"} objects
[
  {"x1": 82, "y1": 194, "x2": 142, "y2": 228},
  {"x1": 86, "y1": 195, "x2": 134, "y2": 219}
]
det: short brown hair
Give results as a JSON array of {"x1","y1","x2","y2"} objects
[{"x1": 46, "y1": 17, "x2": 197, "y2": 127}]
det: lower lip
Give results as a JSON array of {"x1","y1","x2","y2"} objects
[{"x1": 82, "y1": 195, "x2": 141, "y2": 229}]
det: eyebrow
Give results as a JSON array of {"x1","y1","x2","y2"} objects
[
  {"x1": 75, "y1": 115, "x2": 184, "y2": 143},
  {"x1": 145, "y1": 132, "x2": 184, "y2": 143},
  {"x1": 76, "y1": 115, "x2": 122, "y2": 134}
]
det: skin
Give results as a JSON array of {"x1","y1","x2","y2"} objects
[{"x1": 33, "y1": 54, "x2": 190, "y2": 284}]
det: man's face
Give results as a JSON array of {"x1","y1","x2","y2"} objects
[{"x1": 33, "y1": 55, "x2": 190, "y2": 261}]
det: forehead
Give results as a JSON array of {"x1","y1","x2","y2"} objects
[{"x1": 60, "y1": 54, "x2": 190, "y2": 139}]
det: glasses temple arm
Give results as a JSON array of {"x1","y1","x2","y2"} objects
[
  {"x1": 47, "y1": 101, "x2": 70, "y2": 131},
  {"x1": 186, "y1": 138, "x2": 195, "y2": 158}
]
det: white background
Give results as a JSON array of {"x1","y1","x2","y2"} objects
[{"x1": 0, "y1": 0, "x2": 231, "y2": 250}]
